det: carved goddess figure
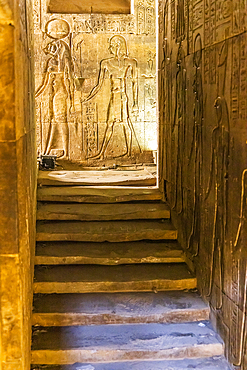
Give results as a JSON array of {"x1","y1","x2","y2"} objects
[
  {"x1": 84, "y1": 35, "x2": 141, "y2": 159},
  {"x1": 172, "y1": 42, "x2": 187, "y2": 213},
  {"x1": 187, "y1": 33, "x2": 204, "y2": 256},
  {"x1": 205, "y1": 41, "x2": 230, "y2": 309},
  {"x1": 36, "y1": 19, "x2": 75, "y2": 159}
]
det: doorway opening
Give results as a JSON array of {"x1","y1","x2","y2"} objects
[{"x1": 34, "y1": 0, "x2": 158, "y2": 188}]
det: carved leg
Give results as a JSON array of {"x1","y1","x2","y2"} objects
[
  {"x1": 87, "y1": 122, "x2": 114, "y2": 160},
  {"x1": 44, "y1": 122, "x2": 56, "y2": 155},
  {"x1": 60, "y1": 122, "x2": 69, "y2": 159}
]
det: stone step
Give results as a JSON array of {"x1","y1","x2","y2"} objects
[
  {"x1": 33, "y1": 263, "x2": 196, "y2": 294},
  {"x1": 31, "y1": 356, "x2": 232, "y2": 370},
  {"x1": 37, "y1": 186, "x2": 162, "y2": 203},
  {"x1": 32, "y1": 291, "x2": 209, "y2": 327},
  {"x1": 37, "y1": 202, "x2": 170, "y2": 221},
  {"x1": 31, "y1": 321, "x2": 224, "y2": 365},
  {"x1": 38, "y1": 169, "x2": 156, "y2": 187},
  {"x1": 35, "y1": 241, "x2": 184, "y2": 265},
  {"x1": 36, "y1": 220, "x2": 177, "y2": 243}
]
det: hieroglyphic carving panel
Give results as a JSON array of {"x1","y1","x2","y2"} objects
[
  {"x1": 158, "y1": 0, "x2": 247, "y2": 368},
  {"x1": 33, "y1": 0, "x2": 157, "y2": 166}
]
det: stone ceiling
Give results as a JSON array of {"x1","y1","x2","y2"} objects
[{"x1": 47, "y1": 0, "x2": 131, "y2": 14}]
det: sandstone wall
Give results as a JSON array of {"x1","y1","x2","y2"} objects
[
  {"x1": 0, "y1": 1, "x2": 36, "y2": 369},
  {"x1": 33, "y1": 0, "x2": 157, "y2": 167},
  {"x1": 158, "y1": 0, "x2": 247, "y2": 368}
]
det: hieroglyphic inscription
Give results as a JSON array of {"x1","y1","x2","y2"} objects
[
  {"x1": 137, "y1": 3, "x2": 155, "y2": 35},
  {"x1": 210, "y1": 0, "x2": 216, "y2": 44},
  {"x1": 193, "y1": 0, "x2": 203, "y2": 31},
  {"x1": 209, "y1": 45, "x2": 216, "y2": 84},
  {"x1": 171, "y1": 0, "x2": 176, "y2": 39},
  {"x1": 215, "y1": 0, "x2": 231, "y2": 41},
  {"x1": 176, "y1": 0, "x2": 186, "y2": 42},
  {"x1": 73, "y1": 17, "x2": 136, "y2": 34},
  {"x1": 204, "y1": 47, "x2": 210, "y2": 84},
  {"x1": 187, "y1": 0, "x2": 193, "y2": 53},
  {"x1": 240, "y1": 35, "x2": 247, "y2": 120},
  {"x1": 146, "y1": 7, "x2": 155, "y2": 34},
  {"x1": 231, "y1": 37, "x2": 240, "y2": 120},
  {"x1": 34, "y1": 0, "x2": 157, "y2": 165},
  {"x1": 137, "y1": 4, "x2": 146, "y2": 34},
  {"x1": 158, "y1": 1, "x2": 247, "y2": 368},
  {"x1": 84, "y1": 103, "x2": 99, "y2": 158},
  {"x1": 231, "y1": 34, "x2": 247, "y2": 121},
  {"x1": 204, "y1": 0, "x2": 210, "y2": 46},
  {"x1": 233, "y1": 0, "x2": 240, "y2": 34}
]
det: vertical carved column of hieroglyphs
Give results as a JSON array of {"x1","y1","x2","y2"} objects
[{"x1": 84, "y1": 103, "x2": 98, "y2": 159}]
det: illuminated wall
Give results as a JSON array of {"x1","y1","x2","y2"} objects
[{"x1": 33, "y1": 0, "x2": 157, "y2": 166}]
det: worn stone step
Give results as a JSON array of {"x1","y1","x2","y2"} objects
[
  {"x1": 38, "y1": 169, "x2": 156, "y2": 187},
  {"x1": 31, "y1": 356, "x2": 232, "y2": 370},
  {"x1": 36, "y1": 220, "x2": 177, "y2": 243},
  {"x1": 35, "y1": 241, "x2": 184, "y2": 265},
  {"x1": 37, "y1": 187, "x2": 162, "y2": 203},
  {"x1": 37, "y1": 202, "x2": 170, "y2": 221},
  {"x1": 31, "y1": 321, "x2": 223, "y2": 365},
  {"x1": 32, "y1": 291, "x2": 209, "y2": 327},
  {"x1": 33, "y1": 263, "x2": 196, "y2": 294}
]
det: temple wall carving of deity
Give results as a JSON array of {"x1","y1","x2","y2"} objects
[{"x1": 33, "y1": 0, "x2": 157, "y2": 167}]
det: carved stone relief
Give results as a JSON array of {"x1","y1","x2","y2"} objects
[
  {"x1": 33, "y1": 0, "x2": 157, "y2": 166},
  {"x1": 187, "y1": 33, "x2": 203, "y2": 258},
  {"x1": 158, "y1": 1, "x2": 247, "y2": 368}
]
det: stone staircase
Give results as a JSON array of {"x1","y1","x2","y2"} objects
[{"x1": 31, "y1": 185, "x2": 231, "y2": 369}]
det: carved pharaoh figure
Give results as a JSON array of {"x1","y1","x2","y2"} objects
[
  {"x1": 205, "y1": 41, "x2": 230, "y2": 310},
  {"x1": 172, "y1": 42, "x2": 186, "y2": 213},
  {"x1": 36, "y1": 19, "x2": 75, "y2": 159},
  {"x1": 187, "y1": 33, "x2": 204, "y2": 256},
  {"x1": 84, "y1": 35, "x2": 141, "y2": 159}
]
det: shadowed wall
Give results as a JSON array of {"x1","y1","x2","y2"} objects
[
  {"x1": 158, "y1": 0, "x2": 247, "y2": 368},
  {"x1": 0, "y1": 1, "x2": 36, "y2": 369}
]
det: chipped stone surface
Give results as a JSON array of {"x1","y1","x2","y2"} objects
[
  {"x1": 33, "y1": 263, "x2": 196, "y2": 294},
  {"x1": 37, "y1": 169, "x2": 156, "y2": 187},
  {"x1": 37, "y1": 187, "x2": 163, "y2": 203},
  {"x1": 32, "y1": 291, "x2": 209, "y2": 326},
  {"x1": 35, "y1": 240, "x2": 183, "y2": 265},
  {"x1": 31, "y1": 321, "x2": 224, "y2": 364},
  {"x1": 31, "y1": 356, "x2": 232, "y2": 370},
  {"x1": 36, "y1": 202, "x2": 169, "y2": 221},
  {"x1": 36, "y1": 220, "x2": 177, "y2": 243}
]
